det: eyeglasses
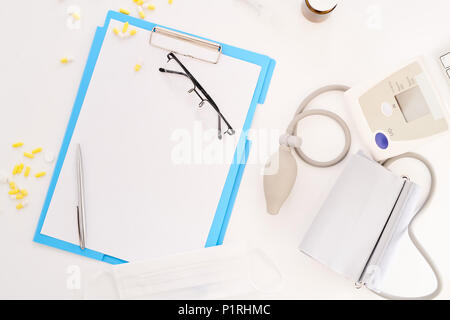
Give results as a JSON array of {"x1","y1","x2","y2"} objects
[{"x1": 159, "y1": 52, "x2": 235, "y2": 140}]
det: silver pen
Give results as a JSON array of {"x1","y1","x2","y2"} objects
[{"x1": 76, "y1": 143, "x2": 86, "y2": 250}]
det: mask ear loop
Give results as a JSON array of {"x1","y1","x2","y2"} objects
[
  {"x1": 366, "y1": 152, "x2": 442, "y2": 300},
  {"x1": 245, "y1": 248, "x2": 285, "y2": 295}
]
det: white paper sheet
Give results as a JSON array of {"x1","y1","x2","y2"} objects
[{"x1": 41, "y1": 19, "x2": 261, "y2": 262}]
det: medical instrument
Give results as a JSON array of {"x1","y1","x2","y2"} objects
[
  {"x1": 263, "y1": 84, "x2": 351, "y2": 215},
  {"x1": 301, "y1": 0, "x2": 337, "y2": 23},
  {"x1": 159, "y1": 52, "x2": 235, "y2": 140},
  {"x1": 345, "y1": 57, "x2": 449, "y2": 161},
  {"x1": 264, "y1": 57, "x2": 449, "y2": 215},
  {"x1": 299, "y1": 152, "x2": 441, "y2": 300},
  {"x1": 76, "y1": 143, "x2": 86, "y2": 250}
]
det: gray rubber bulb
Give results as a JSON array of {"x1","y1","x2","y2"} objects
[{"x1": 263, "y1": 145, "x2": 298, "y2": 215}]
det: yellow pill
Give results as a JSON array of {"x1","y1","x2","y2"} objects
[
  {"x1": 20, "y1": 189, "x2": 28, "y2": 196},
  {"x1": 35, "y1": 172, "x2": 46, "y2": 178},
  {"x1": 137, "y1": 0, "x2": 144, "y2": 5},
  {"x1": 32, "y1": 147, "x2": 43, "y2": 154},
  {"x1": 12, "y1": 142, "x2": 24, "y2": 148},
  {"x1": 16, "y1": 194, "x2": 24, "y2": 200},
  {"x1": 60, "y1": 57, "x2": 73, "y2": 64},
  {"x1": 147, "y1": 4, "x2": 155, "y2": 10},
  {"x1": 122, "y1": 22, "x2": 129, "y2": 33},
  {"x1": 134, "y1": 64, "x2": 142, "y2": 71},
  {"x1": 16, "y1": 203, "x2": 24, "y2": 210},
  {"x1": 12, "y1": 165, "x2": 19, "y2": 175},
  {"x1": 9, "y1": 189, "x2": 19, "y2": 195},
  {"x1": 119, "y1": 8, "x2": 130, "y2": 15},
  {"x1": 9, "y1": 181, "x2": 16, "y2": 189},
  {"x1": 138, "y1": 9, "x2": 146, "y2": 19},
  {"x1": 168, "y1": 0, "x2": 173, "y2": 4},
  {"x1": 113, "y1": 27, "x2": 120, "y2": 35},
  {"x1": 133, "y1": 0, "x2": 139, "y2": 3},
  {"x1": 24, "y1": 152, "x2": 34, "y2": 159},
  {"x1": 24, "y1": 166, "x2": 31, "y2": 177},
  {"x1": 72, "y1": 12, "x2": 81, "y2": 20},
  {"x1": 129, "y1": 29, "x2": 137, "y2": 36},
  {"x1": 17, "y1": 163, "x2": 24, "y2": 174}
]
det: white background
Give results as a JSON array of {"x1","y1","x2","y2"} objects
[{"x1": 0, "y1": 0, "x2": 450, "y2": 299}]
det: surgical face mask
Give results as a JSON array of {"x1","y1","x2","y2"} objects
[{"x1": 85, "y1": 243, "x2": 283, "y2": 300}]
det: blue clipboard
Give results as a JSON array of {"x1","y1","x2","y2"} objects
[{"x1": 33, "y1": 10, "x2": 275, "y2": 264}]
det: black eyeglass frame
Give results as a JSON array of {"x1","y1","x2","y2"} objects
[{"x1": 159, "y1": 52, "x2": 235, "y2": 139}]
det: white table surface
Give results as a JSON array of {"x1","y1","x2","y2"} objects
[{"x1": 1, "y1": 0, "x2": 450, "y2": 299}]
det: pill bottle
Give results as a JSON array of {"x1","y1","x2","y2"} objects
[{"x1": 301, "y1": 0, "x2": 337, "y2": 23}]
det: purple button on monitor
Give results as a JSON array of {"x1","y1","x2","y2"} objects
[{"x1": 375, "y1": 132, "x2": 389, "y2": 149}]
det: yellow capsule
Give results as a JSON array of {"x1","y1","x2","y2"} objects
[
  {"x1": 134, "y1": 64, "x2": 142, "y2": 72},
  {"x1": 129, "y1": 29, "x2": 137, "y2": 36},
  {"x1": 12, "y1": 165, "x2": 19, "y2": 175},
  {"x1": 20, "y1": 189, "x2": 28, "y2": 196},
  {"x1": 9, "y1": 181, "x2": 16, "y2": 189},
  {"x1": 9, "y1": 189, "x2": 19, "y2": 195},
  {"x1": 137, "y1": 0, "x2": 144, "y2": 5},
  {"x1": 24, "y1": 152, "x2": 34, "y2": 159},
  {"x1": 24, "y1": 166, "x2": 31, "y2": 177},
  {"x1": 113, "y1": 27, "x2": 120, "y2": 35},
  {"x1": 122, "y1": 22, "x2": 129, "y2": 33},
  {"x1": 72, "y1": 12, "x2": 81, "y2": 20},
  {"x1": 12, "y1": 142, "x2": 24, "y2": 148},
  {"x1": 119, "y1": 8, "x2": 130, "y2": 15},
  {"x1": 60, "y1": 57, "x2": 73, "y2": 64},
  {"x1": 17, "y1": 163, "x2": 24, "y2": 174},
  {"x1": 35, "y1": 172, "x2": 46, "y2": 178},
  {"x1": 16, "y1": 203, "x2": 24, "y2": 210},
  {"x1": 32, "y1": 147, "x2": 43, "y2": 154},
  {"x1": 168, "y1": 0, "x2": 173, "y2": 4},
  {"x1": 147, "y1": 4, "x2": 155, "y2": 10},
  {"x1": 133, "y1": 0, "x2": 139, "y2": 3},
  {"x1": 16, "y1": 194, "x2": 24, "y2": 200},
  {"x1": 138, "y1": 9, "x2": 146, "y2": 19}
]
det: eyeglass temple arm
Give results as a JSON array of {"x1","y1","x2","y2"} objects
[
  {"x1": 159, "y1": 68, "x2": 189, "y2": 78},
  {"x1": 164, "y1": 54, "x2": 235, "y2": 134}
]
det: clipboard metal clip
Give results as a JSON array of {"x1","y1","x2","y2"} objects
[{"x1": 149, "y1": 27, "x2": 222, "y2": 64}]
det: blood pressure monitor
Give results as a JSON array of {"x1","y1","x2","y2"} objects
[{"x1": 345, "y1": 57, "x2": 449, "y2": 161}]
